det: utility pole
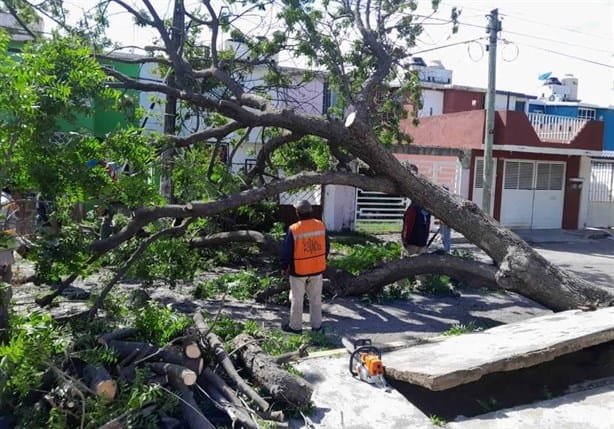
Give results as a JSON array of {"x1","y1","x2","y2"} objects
[
  {"x1": 482, "y1": 8, "x2": 501, "y2": 215},
  {"x1": 160, "y1": 0, "x2": 184, "y2": 202}
]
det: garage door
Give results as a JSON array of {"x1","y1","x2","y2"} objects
[
  {"x1": 587, "y1": 161, "x2": 614, "y2": 227},
  {"x1": 500, "y1": 160, "x2": 565, "y2": 229}
]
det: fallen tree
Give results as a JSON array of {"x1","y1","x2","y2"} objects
[
  {"x1": 3, "y1": 0, "x2": 612, "y2": 316},
  {"x1": 255, "y1": 252, "x2": 500, "y2": 303}
]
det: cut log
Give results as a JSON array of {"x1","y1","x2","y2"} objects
[
  {"x1": 231, "y1": 333, "x2": 314, "y2": 408},
  {"x1": 199, "y1": 368, "x2": 285, "y2": 422},
  {"x1": 193, "y1": 312, "x2": 271, "y2": 412},
  {"x1": 83, "y1": 365, "x2": 117, "y2": 399},
  {"x1": 159, "y1": 416, "x2": 182, "y2": 429},
  {"x1": 197, "y1": 370, "x2": 260, "y2": 429},
  {"x1": 168, "y1": 378, "x2": 215, "y2": 429},
  {"x1": 107, "y1": 340, "x2": 159, "y2": 363},
  {"x1": 96, "y1": 328, "x2": 139, "y2": 346},
  {"x1": 150, "y1": 362, "x2": 197, "y2": 386},
  {"x1": 98, "y1": 404, "x2": 156, "y2": 429},
  {"x1": 182, "y1": 339, "x2": 201, "y2": 359},
  {"x1": 107, "y1": 340, "x2": 203, "y2": 374}
]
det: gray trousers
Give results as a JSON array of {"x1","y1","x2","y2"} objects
[{"x1": 288, "y1": 274, "x2": 323, "y2": 330}]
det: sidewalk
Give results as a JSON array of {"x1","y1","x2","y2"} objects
[
  {"x1": 511, "y1": 227, "x2": 613, "y2": 244},
  {"x1": 284, "y1": 227, "x2": 614, "y2": 429}
]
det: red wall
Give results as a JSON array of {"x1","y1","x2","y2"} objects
[
  {"x1": 470, "y1": 150, "x2": 582, "y2": 229},
  {"x1": 443, "y1": 89, "x2": 485, "y2": 113},
  {"x1": 403, "y1": 110, "x2": 485, "y2": 149},
  {"x1": 495, "y1": 111, "x2": 603, "y2": 150}
]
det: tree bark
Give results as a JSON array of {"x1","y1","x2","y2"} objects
[
  {"x1": 97, "y1": 328, "x2": 139, "y2": 346},
  {"x1": 83, "y1": 365, "x2": 117, "y2": 399},
  {"x1": 343, "y1": 112, "x2": 614, "y2": 311},
  {"x1": 197, "y1": 369, "x2": 260, "y2": 429},
  {"x1": 107, "y1": 340, "x2": 204, "y2": 374},
  {"x1": 193, "y1": 312, "x2": 271, "y2": 412},
  {"x1": 256, "y1": 255, "x2": 498, "y2": 302},
  {"x1": 150, "y1": 362, "x2": 197, "y2": 386},
  {"x1": 231, "y1": 333, "x2": 314, "y2": 408}
]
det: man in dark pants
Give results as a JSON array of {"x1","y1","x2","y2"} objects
[{"x1": 280, "y1": 200, "x2": 330, "y2": 333}]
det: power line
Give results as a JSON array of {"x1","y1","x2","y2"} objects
[
  {"x1": 415, "y1": 13, "x2": 611, "y2": 55},
  {"x1": 440, "y1": 0, "x2": 612, "y2": 40},
  {"x1": 412, "y1": 37, "x2": 486, "y2": 56},
  {"x1": 498, "y1": 11, "x2": 612, "y2": 40},
  {"x1": 502, "y1": 29, "x2": 612, "y2": 55},
  {"x1": 509, "y1": 39, "x2": 614, "y2": 69}
]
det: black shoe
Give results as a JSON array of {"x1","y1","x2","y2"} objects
[
  {"x1": 281, "y1": 324, "x2": 302, "y2": 334},
  {"x1": 311, "y1": 326, "x2": 323, "y2": 333}
]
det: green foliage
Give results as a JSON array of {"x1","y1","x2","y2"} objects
[
  {"x1": 207, "y1": 314, "x2": 245, "y2": 342},
  {"x1": 355, "y1": 221, "x2": 402, "y2": 235},
  {"x1": 194, "y1": 270, "x2": 284, "y2": 300},
  {"x1": 415, "y1": 274, "x2": 458, "y2": 296},
  {"x1": 0, "y1": 312, "x2": 69, "y2": 400},
  {"x1": 442, "y1": 321, "x2": 482, "y2": 336},
  {"x1": 375, "y1": 279, "x2": 414, "y2": 302},
  {"x1": 31, "y1": 224, "x2": 93, "y2": 283},
  {"x1": 429, "y1": 414, "x2": 447, "y2": 427},
  {"x1": 134, "y1": 302, "x2": 192, "y2": 345},
  {"x1": 271, "y1": 135, "x2": 333, "y2": 174},
  {"x1": 329, "y1": 242, "x2": 401, "y2": 275}
]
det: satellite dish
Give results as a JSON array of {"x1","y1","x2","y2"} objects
[{"x1": 538, "y1": 72, "x2": 552, "y2": 81}]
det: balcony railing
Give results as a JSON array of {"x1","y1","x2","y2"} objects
[{"x1": 527, "y1": 112, "x2": 588, "y2": 144}]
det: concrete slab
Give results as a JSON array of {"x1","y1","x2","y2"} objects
[
  {"x1": 290, "y1": 355, "x2": 436, "y2": 429},
  {"x1": 383, "y1": 308, "x2": 614, "y2": 391},
  {"x1": 447, "y1": 385, "x2": 614, "y2": 429}
]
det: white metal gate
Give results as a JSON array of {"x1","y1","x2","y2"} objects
[
  {"x1": 354, "y1": 190, "x2": 408, "y2": 224},
  {"x1": 500, "y1": 160, "x2": 565, "y2": 229},
  {"x1": 587, "y1": 161, "x2": 614, "y2": 227},
  {"x1": 353, "y1": 159, "x2": 461, "y2": 226}
]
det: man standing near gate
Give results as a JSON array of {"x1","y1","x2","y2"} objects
[{"x1": 280, "y1": 200, "x2": 330, "y2": 334}]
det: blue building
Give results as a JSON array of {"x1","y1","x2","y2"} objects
[{"x1": 527, "y1": 75, "x2": 614, "y2": 227}]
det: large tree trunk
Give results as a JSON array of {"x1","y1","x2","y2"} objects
[
  {"x1": 255, "y1": 255, "x2": 498, "y2": 302},
  {"x1": 343, "y1": 112, "x2": 614, "y2": 311},
  {"x1": 231, "y1": 333, "x2": 313, "y2": 408}
]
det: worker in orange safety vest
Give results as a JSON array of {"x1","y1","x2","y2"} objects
[{"x1": 280, "y1": 200, "x2": 329, "y2": 334}]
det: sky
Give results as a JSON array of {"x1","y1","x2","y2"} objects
[{"x1": 59, "y1": 0, "x2": 614, "y2": 107}]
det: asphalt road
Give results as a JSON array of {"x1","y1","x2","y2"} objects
[
  {"x1": 532, "y1": 239, "x2": 614, "y2": 290},
  {"x1": 450, "y1": 232, "x2": 614, "y2": 290}
]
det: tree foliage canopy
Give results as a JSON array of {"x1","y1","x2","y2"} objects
[{"x1": 0, "y1": 0, "x2": 611, "y2": 312}]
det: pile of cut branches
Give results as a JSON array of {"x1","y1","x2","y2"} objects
[{"x1": 1, "y1": 312, "x2": 313, "y2": 429}]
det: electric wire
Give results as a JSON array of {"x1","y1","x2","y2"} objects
[
  {"x1": 440, "y1": 0, "x2": 612, "y2": 40},
  {"x1": 507, "y1": 39, "x2": 614, "y2": 69},
  {"x1": 411, "y1": 37, "x2": 486, "y2": 56}
]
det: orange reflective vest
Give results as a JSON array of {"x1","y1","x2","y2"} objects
[{"x1": 290, "y1": 219, "x2": 327, "y2": 276}]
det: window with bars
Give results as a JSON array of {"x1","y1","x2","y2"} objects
[
  {"x1": 578, "y1": 108, "x2": 596, "y2": 120},
  {"x1": 474, "y1": 159, "x2": 484, "y2": 189},
  {"x1": 535, "y1": 163, "x2": 564, "y2": 190},
  {"x1": 589, "y1": 162, "x2": 614, "y2": 202},
  {"x1": 322, "y1": 82, "x2": 338, "y2": 114},
  {"x1": 504, "y1": 161, "x2": 534, "y2": 190}
]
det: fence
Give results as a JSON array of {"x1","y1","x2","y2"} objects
[{"x1": 527, "y1": 113, "x2": 588, "y2": 143}]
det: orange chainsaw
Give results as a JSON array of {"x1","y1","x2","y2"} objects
[{"x1": 347, "y1": 338, "x2": 387, "y2": 387}]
